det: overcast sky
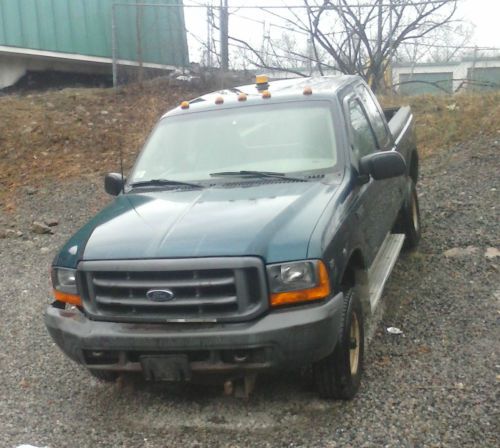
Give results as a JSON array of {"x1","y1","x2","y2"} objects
[
  {"x1": 183, "y1": 0, "x2": 500, "y2": 63},
  {"x1": 460, "y1": 0, "x2": 500, "y2": 47}
]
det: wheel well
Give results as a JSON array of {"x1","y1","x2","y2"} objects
[
  {"x1": 340, "y1": 250, "x2": 366, "y2": 289},
  {"x1": 409, "y1": 151, "x2": 419, "y2": 185}
]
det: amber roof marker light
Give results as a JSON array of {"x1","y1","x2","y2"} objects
[
  {"x1": 262, "y1": 90, "x2": 272, "y2": 99},
  {"x1": 180, "y1": 101, "x2": 190, "y2": 110},
  {"x1": 238, "y1": 92, "x2": 248, "y2": 102},
  {"x1": 303, "y1": 86, "x2": 313, "y2": 95},
  {"x1": 256, "y1": 74, "x2": 270, "y2": 92},
  {"x1": 215, "y1": 96, "x2": 224, "y2": 105}
]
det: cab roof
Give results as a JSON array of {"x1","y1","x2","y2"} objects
[{"x1": 164, "y1": 75, "x2": 361, "y2": 118}]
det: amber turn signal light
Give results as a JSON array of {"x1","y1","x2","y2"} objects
[
  {"x1": 53, "y1": 289, "x2": 82, "y2": 307},
  {"x1": 256, "y1": 74, "x2": 269, "y2": 85},
  {"x1": 270, "y1": 261, "x2": 331, "y2": 307}
]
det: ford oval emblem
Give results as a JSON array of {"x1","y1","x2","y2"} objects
[{"x1": 146, "y1": 289, "x2": 175, "y2": 302}]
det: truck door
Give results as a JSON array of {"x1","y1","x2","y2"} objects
[
  {"x1": 355, "y1": 84, "x2": 404, "y2": 229},
  {"x1": 344, "y1": 96, "x2": 388, "y2": 264}
]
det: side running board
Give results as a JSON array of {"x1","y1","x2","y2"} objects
[{"x1": 368, "y1": 233, "x2": 405, "y2": 313}]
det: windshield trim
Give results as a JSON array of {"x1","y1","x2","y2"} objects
[{"x1": 127, "y1": 99, "x2": 345, "y2": 188}]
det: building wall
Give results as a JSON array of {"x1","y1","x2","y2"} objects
[
  {"x1": 393, "y1": 58, "x2": 500, "y2": 94},
  {"x1": 398, "y1": 72, "x2": 453, "y2": 95},
  {"x1": 0, "y1": 0, "x2": 188, "y2": 66}
]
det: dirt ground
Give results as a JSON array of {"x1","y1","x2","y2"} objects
[{"x1": 0, "y1": 83, "x2": 499, "y2": 447}]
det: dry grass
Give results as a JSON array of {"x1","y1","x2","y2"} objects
[
  {"x1": 1, "y1": 81, "x2": 499, "y2": 210},
  {"x1": 0, "y1": 80, "x2": 201, "y2": 209},
  {"x1": 379, "y1": 91, "x2": 500, "y2": 158}
]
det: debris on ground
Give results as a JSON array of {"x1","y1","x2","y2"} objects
[
  {"x1": 44, "y1": 218, "x2": 59, "y2": 227},
  {"x1": 31, "y1": 221, "x2": 53, "y2": 235},
  {"x1": 443, "y1": 246, "x2": 478, "y2": 258},
  {"x1": 484, "y1": 247, "x2": 500, "y2": 259}
]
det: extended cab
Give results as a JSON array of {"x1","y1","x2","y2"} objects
[{"x1": 45, "y1": 75, "x2": 420, "y2": 399}]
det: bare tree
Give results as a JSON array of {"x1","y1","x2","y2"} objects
[
  {"x1": 426, "y1": 22, "x2": 474, "y2": 62},
  {"x1": 225, "y1": 0, "x2": 459, "y2": 92}
]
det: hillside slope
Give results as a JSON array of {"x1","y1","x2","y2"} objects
[{"x1": 1, "y1": 81, "x2": 499, "y2": 208}]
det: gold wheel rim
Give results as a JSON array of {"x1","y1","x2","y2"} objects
[
  {"x1": 412, "y1": 193, "x2": 419, "y2": 233},
  {"x1": 350, "y1": 312, "x2": 360, "y2": 375}
]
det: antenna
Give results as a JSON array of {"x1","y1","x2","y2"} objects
[{"x1": 120, "y1": 147, "x2": 125, "y2": 194}]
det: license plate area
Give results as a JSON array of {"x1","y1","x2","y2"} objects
[{"x1": 140, "y1": 355, "x2": 191, "y2": 382}]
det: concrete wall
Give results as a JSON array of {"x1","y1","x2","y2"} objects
[
  {"x1": 0, "y1": 51, "x2": 113, "y2": 89},
  {"x1": 0, "y1": 45, "x2": 180, "y2": 89},
  {"x1": 0, "y1": 56, "x2": 26, "y2": 88}
]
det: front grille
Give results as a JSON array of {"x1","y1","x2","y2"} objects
[{"x1": 78, "y1": 258, "x2": 268, "y2": 323}]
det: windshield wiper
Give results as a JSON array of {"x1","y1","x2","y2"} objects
[
  {"x1": 129, "y1": 179, "x2": 203, "y2": 189},
  {"x1": 210, "y1": 170, "x2": 308, "y2": 182}
]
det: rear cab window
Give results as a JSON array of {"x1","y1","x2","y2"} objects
[
  {"x1": 355, "y1": 84, "x2": 392, "y2": 150},
  {"x1": 347, "y1": 98, "x2": 378, "y2": 165}
]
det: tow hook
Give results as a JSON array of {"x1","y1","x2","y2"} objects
[{"x1": 223, "y1": 373, "x2": 257, "y2": 399}]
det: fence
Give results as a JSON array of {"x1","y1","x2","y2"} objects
[
  {"x1": 110, "y1": 2, "x2": 500, "y2": 94},
  {"x1": 112, "y1": 1, "x2": 189, "y2": 86}
]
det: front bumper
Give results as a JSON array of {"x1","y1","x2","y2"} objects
[{"x1": 45, "y1": 292, "x2": 344, "y2": 376}]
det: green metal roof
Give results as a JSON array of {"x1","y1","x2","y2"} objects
[{"x1": 0, "y1": 0, "x2": 188, "y2": 66}]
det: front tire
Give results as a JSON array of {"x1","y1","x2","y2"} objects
[
  {"x1": 88, "y1": 369, "x2": 119, "y2": 382},
  {"x1": 313, "y1": 289, "x2": 364, "y2": 400}
]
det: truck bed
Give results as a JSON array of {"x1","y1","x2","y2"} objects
[{"x1": 384, "y1": 106, "x2": 412, "y2": 144}]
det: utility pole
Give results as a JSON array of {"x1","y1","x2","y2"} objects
[
  {"x1": 307, "y1": 37, "x2": 313, "y2": 76},
  {"x1": 375, "y1": 0, "x2": 383, "y2": 89},
  {"x1": 387, "y1": 0, "x2": 393, "y2": 88},
  {"x1": 220, "y1": 0, "x2": 229, "y2": 72},
  {"x1": 206, "y1": 4, "x2": 212, "y2": 67}
]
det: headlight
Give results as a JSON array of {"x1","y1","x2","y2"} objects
[
  {"x1": 267, "y1": 260, "x2": 331, "y2": 307},
  {"x1": 51, "y1": 267, "x2": 81, "y2": 306}
]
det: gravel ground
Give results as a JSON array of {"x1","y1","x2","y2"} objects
[{"x1": 0, "y1": 136, "x2": 498, "y2": 448}]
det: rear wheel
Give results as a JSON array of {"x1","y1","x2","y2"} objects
[
  {"x1": 313, "y1": 289, "x2": 364, "y2": 400},
  {"x1": 88, "y1": 369, "x2": 119, "y2": 382},
  {"x1": 394, "y1": 181, "x2": 421, "y2": 250}
]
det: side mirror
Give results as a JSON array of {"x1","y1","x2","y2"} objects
[
  {"x1": 359, "y1": 151, "x2": 406, "y2": 181},
  {"x1": 105, "y1": 173, "x2": 126, "y2": 196}
]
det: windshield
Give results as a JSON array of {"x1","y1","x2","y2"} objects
[{"x1": 129, "y1": 101, "x2": 338, "y2": 183}]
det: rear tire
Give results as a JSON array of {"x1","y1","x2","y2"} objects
[
  {"x1": 394, "y1": 181, "x2": 421, "y2": 250},
  {"x1": 313, "y1": 289, "x2": 364, "y2": 400},
  {"x1": 88, "y1": 369, "x2": 119, "y2": 382}
]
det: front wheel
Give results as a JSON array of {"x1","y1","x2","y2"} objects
[{"x1": 313, "y1": 289, "x2": 364, "y2": 400}]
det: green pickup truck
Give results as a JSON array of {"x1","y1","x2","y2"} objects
[{"x1": 45, "y1": 75, "x2": 420, "y2": 399}]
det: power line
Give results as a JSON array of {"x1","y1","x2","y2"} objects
[{"x1": 122, "y1": 1, "x2": 463, "y2": 9}]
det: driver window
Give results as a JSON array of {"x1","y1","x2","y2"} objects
[{"x1": 348, "y1": 99, "x2": 377, "y2": 164}]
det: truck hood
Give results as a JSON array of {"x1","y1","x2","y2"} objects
[{"x1": 56, "y1": 180, "x2": 341, "y2": 267}]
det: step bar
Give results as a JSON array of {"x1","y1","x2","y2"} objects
[{"x1": 368, "y1": 233, "x2": 405, "y2": 313}]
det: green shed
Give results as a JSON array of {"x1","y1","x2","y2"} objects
[
  {"x1": 467, "y1": 67, "x2": 500, "y2": 91},
  {"x1": 398, "y1": 72, "x2": 453, "y2": 95}
]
